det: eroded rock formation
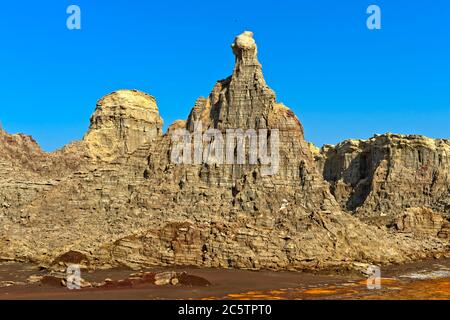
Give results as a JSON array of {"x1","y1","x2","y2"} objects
[
  {"x1": 84, "y1": 90, "x2": 163, "y2": 161},
  {"x1": 395, "y1": 207, "x2": 447, "y2": 238},
  {"x1": 0, "y1": 32, "x2": 448, "y2": 271},
  {"x1": 317, "y1": 134, "x2": 450, "y2": 232}
]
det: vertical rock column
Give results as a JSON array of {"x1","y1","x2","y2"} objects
[{"x1": 210, "y1": 31, "x2": 276, "y2": 129}]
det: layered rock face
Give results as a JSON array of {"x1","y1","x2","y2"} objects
[
  {"x1": 183, "y1": 31, "x2": 317, "y2": 198},
  {"x1": 317, "y1": 134, "x2": 450, "y2": 236},
  {"x1": 0, "y1": 32, "x2": 448, "y2": 271},
  {"x1": 0, "y1": 129, "x2": 88, "y2": 225},
  {"x1": 395, "y1": 208, "x2": 448, "y2": 238},
  {"x1": 206, "y1": 31, "x2": 282, "y2": 130}
]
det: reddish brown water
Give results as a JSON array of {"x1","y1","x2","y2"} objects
[{"x1": 0, "y1": 258, "x2": 448, "y2": 300}]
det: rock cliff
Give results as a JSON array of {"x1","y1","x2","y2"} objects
[
  {"x1": 0, "y1": 32, "x2": 447, "y2": 271},
  {"x1": 317, "y1": 134, "x2": 450, "y2": 237}
]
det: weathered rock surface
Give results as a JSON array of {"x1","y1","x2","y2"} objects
[
  {"x1": 0, "y1": 32, "x2": 448, "y2": 272},
  {"x1": 84, "y1": 90, "x2": 163, "y2": 161},
  {"x1": 395, "y1": 207, "x2": 447, "y2": 238},
  {"x1": 317, "y1": 134, "x2": 450, "y2": 229}
]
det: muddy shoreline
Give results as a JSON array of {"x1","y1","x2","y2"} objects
[{"x1": 0, "y1": 258, "x2": 448, "y2": 300}]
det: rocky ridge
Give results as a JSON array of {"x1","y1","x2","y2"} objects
[{"x1": 0, "y1": 32, "x2": 448, "y2": 271}]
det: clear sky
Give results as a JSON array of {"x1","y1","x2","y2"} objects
[{"x1": 0, "y1": 0, "x2": 449, "y2": 151}]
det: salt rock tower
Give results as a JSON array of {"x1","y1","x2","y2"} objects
[
  {"x1": 187, "y1": 31, "x2": 304, "y2": 134},
  {"x1": 168, "y1": 31, "x2": 335, "y2": 213},
  {"x1": 210, "y1": 31, "x2": 277, "y2": 129}
]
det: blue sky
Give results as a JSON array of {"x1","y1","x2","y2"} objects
[{"x1": 0, "y1": 0, "x2": 449, "y2": 151}]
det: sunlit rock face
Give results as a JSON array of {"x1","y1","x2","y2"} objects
[
  {"x1": 395, "y1": 207, "x2": 448, "y2": 239},
  {"x1": 317, "y1": 134, "x2": 450, "y2": 227},
  {"x1": 215, "y1": 31, "x2": 276, "y2": 129},
  {"x1": 84, "y1": 90, "x2": 163, "y2": 161},
  {"x1": 185, "y1": 31, "x2": 309, "y2": 186}
]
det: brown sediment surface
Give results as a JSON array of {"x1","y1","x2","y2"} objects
[
  {"x1": 40, "y1": 276, "x2": 63, "y2": 287},
  {"x1": 0, "y1": 258, "x2": 448, "y2": 300},
  {"x1": 216, "y1": 277, "x2": 450, "y2": 300}
]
